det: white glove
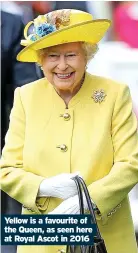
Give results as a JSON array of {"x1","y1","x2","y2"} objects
[
  {"x1": 48, "y1": 193, "x2": 89, "y2": 214},
  {"x1": 37, "y1": 172, "x2": 81, "y2": 199}
]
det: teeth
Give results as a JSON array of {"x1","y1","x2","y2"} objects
[{"x1": 56, "y1": 73, "x2": 72, "y2": 78}]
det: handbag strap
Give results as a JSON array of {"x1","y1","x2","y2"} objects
[
  {"x1": 78, "y1": 177, "x2": 108, "y2": 253},
  {"x1": 73, "y1": 175, "x2": 84, "y2": 214},
  {"x1": 71, "y1": 176, "x2": 108, "y2": 253},
  {"x1": 72, "y1": 176, "x2": 101, "y2": 239}
]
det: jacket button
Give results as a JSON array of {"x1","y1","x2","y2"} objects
[
  {"x1": 107, "y1": 212, "x2": 112, "y2": 217},
  {"x1": 60, "y1": 113, "x2": 71, "y2": 120},
  {"x1": 117, "y1": 203, "x2": 121, "y2": 208},
  {"x1": 56, "y1": 144, "x2": 68, "y2": 152}
]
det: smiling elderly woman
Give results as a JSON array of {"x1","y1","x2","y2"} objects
[
  {"x1": 0, "y1": 9, "x2": 138, "y2": 253},
  {"x1": 37, "y1": 42, "x2": 98, "y2": 106}
]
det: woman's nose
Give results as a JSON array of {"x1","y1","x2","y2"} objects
[{"x1": 57, "y1": 55, "x2": 68, "y2": 70}]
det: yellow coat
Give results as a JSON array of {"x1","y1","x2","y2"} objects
[{"x1": 1, "y1": 73, "x2": 138, "y2": 253}]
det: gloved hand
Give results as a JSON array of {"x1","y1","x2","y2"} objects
[
  {"x1": 37, "y1": 172, "x2": 81, "y2": 199},
  {"x1": 48, "y1": 193, "x2": 89, "y2": 214}
]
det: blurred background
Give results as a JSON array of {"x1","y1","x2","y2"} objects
[{"x1": 1, "y1": 1, "x2": 138, "y2": 251}]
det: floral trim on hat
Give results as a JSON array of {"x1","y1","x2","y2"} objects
[{"x1": 21, "y1": 10, "x2": 71, "y2": 46}]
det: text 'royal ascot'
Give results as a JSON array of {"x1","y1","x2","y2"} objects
[{"x1": 2, "y1": 215, "x2": 97, "y2": 245}]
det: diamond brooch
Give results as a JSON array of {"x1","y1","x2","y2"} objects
[{"x1": 92, "y1": 89, "x2": 106, "y2": 103}]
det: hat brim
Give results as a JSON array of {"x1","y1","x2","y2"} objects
[{"x1": 17, "y1": 19, "x2": 111, "y2": 62}]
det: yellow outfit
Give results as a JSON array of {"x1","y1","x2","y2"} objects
[{"x1": 1, "y1": 72, "x2": 138, "y2": 253}]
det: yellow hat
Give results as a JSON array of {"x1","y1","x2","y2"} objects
[{"x1": 17, "y1": 9, "x2": 111, "y2": 62}]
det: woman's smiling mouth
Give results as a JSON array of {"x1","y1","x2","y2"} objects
[{"x1": 55, "y1": 72, "x2": 74, "y2": 79}]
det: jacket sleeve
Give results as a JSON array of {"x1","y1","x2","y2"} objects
[
  {"x1": 0, "y1": 88, "x2": 45, "y2": 213},
  {"x1": 88, "y1": 84, "x2": 138, "y2": 223}
]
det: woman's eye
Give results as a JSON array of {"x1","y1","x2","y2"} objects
[
  {"x1": 48, "y1": 54, "x2": 59, "y2": 58},
  {"x1": 47, "y1": 54, "x2": 59, "y2": 61},
  {"x1": 67, "y1": 54, "x2": 76, "y2": 57}
]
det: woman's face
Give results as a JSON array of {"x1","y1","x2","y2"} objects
[{"x1": 41, "y1": 42, "x2": 86, "y2": 93}]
